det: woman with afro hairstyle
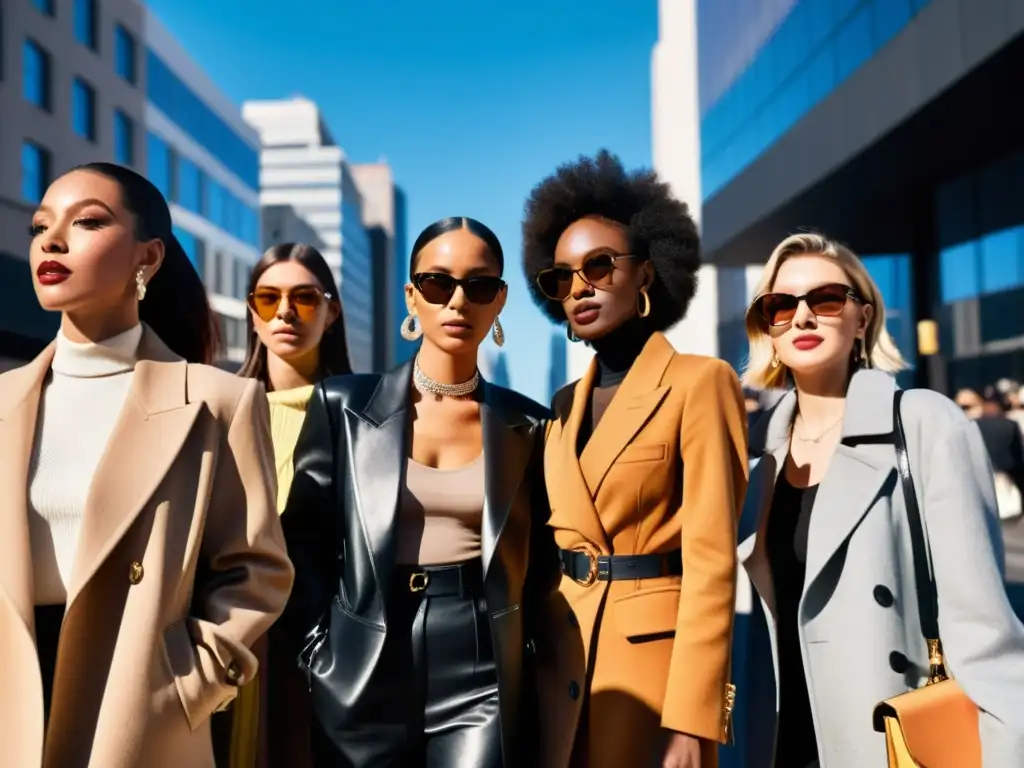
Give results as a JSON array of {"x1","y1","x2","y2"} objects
[{"x1": 522, "y1": 150, "x2": 749, "y2": 768}]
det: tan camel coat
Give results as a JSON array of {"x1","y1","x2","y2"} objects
[{"x1": 0, "y1": 328, "x2": 294, "y2": 768}]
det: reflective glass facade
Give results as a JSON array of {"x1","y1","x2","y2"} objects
[
  {"x1": 863, "y1": 254, "x2": 916, "y2": 386},
  {"x1": 341, "y1": 198, "x2": 374, "y2": 370},
  {"x1": 936, "y1": 149, "x2": 1024, "y2": 387},
  {"x1": 71, "y1": 78, "x2": 96, "y2": 141},
  {"x1": 146, "y1": 131, "x2": 260, "y2": 248},
  {"x1": 32, "y1": 0, "x2": 55, "y2": 16},
  {"x1": 701, "y1": 0, "x2": 934, "y2": 199},
  {"x1": 173, "y1": 225, "x2": 205, "y2": 277},
  {"x1": 23, "y1": 40, "x2": 50, "y2": 111},
  {"x1": 145, "y1": 49, "x2": 260, "y2": 189}
]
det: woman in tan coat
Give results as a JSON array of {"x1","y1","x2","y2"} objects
[
  {"x1": 0, "y1": 163, "x2": 294, "y2": 768},
  {"x1": 521, "y1": 151, "x2": 749, "y2": 768}
]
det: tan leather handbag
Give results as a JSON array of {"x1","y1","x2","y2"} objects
[{"x1": 870, "y1": 391, "x2": 981, "y2": 767}]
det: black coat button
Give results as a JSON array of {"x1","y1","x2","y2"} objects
[
  {"x1": 873, "y1": 585, "x2": 894, "y2": 608},
  {"x1": 889, "y1": 651, "x2": 911, "y2": 674},
  {"x1": 567, "y1": 610, "x2": 579, "y2": 628},
  {"x1": 569, "y1": 681, "x2": 580, "y2": 700}
]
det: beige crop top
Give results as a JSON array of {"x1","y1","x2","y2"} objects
[{"x1": 395, "y1": 454, "x2": 485, "y2": 566}]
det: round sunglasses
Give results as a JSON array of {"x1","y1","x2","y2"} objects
[
  {"x1": 753, "y1": 283, "x2": 863, "y2": 327},
  {"x1": 412, "y1": 272, "x2": 505, "y2": 305},
  {"x1": 247, "y1": 285, "x2": 332, "y2": 323},
  {"x1": 535, "y1": 252, "x2": 638, "y2": 302}
]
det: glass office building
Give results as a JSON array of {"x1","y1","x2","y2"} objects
[
  {"x1": 697, "y1": 0, "x2": 1024, "y2": 393},
  {"x1": 144, "y1": 12, "x2": 263, "y2": 364}
]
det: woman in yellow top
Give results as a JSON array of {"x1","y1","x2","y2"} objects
[{"x1": 220, "y1": 242, "x2": 352, "y2": 768}]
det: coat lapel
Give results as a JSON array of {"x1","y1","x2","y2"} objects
[
  {"x1": 549, "y1": 361, "x2": 609, "y2": 550},
  {"x1": 345, "y1": 361, "x2": 412, "y2": 608},
  {"x1": 66, "y1": 329, "x2": 201, "y2": 611},
  {"x1": 479, "y1": 383, "x2": 534, "y2": 581},
  {"x1": 577, "y1": 332, "x2": 674, "y2": 497},
  {"x1": 801, "y1": 371, "x2": 898, "y2": 602},
  {"x1": 0, "y1": 345, "x2": 56, "y2": 634}
]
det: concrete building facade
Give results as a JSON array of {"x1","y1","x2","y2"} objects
[
  {"x1": 243, "y1": 97, "x2": 376, "y2": 372},
  {"x1": 0, "y1": 0, "x2": 147, "y2": 360}
]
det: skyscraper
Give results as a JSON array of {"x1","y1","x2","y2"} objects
[
  {"x1": 351, "y1": 162, "x2": 408, "y2": 370},
  {"x1": 0, "y1": 2, "x2": 263, "y2": 367},
  {"x1": 145, "y1": 11, "x2": 263, "y2": 365},
  {"x1": 242, "y1": 97, "x2": 375, "y2": 372},
  {"x1": 548, "y1": 330, "x2": 568, "y2": 401}
]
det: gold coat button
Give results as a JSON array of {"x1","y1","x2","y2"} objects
[
  {"x1": 226, "y1": 661, "x2": 242, "y2": 685},
  {"x1": 129, "y1": 561, "x2": 144, "y2": 584}
]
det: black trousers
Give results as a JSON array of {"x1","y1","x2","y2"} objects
[{"x1": 313, "y1": 561, "x2": 502, "y2": 768}]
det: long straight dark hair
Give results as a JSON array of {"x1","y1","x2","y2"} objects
[
  {"x1": 237, "y1": 242, "x2": 352, "y2": 388},
  {"x1": 76, "y1": 162, "x2": 220, "y2": 363}
]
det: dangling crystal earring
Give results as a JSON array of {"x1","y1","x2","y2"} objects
[
  {"x1": 491, "y1": 317, "x2": 505, "y2": 347},
  {"x1": 566, "y1": 325, "x2": 580, "y2": 343},
  {"x1": 135, "y1": 268, "x2": 147, "y2": 301},
  {"x1": 770, "y1": 354, "x2": 780, "y2": 369},
  {"x1": 401, "y1": 313, "x2": 422, "y2": 341}
]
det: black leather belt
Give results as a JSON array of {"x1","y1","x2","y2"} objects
[
  {"x1": 559, "y1": 548, "x2": 683, "y2": 586},
  {"x1": 394, "y1": 560, "x2": 483, "y2": 598}
]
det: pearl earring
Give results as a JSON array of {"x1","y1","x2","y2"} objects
[{"x1": 135, "y1": 269, "x2": 147, "y2": 301}]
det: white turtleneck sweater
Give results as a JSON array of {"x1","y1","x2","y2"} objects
[{"x1": 28, "y1": 324, "x2": 143, "y2": 606}]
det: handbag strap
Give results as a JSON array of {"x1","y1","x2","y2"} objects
[{"x1": 892, "y1": 389, "x2": 948, "y2": 683}]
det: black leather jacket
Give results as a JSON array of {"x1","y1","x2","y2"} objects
[{"x1": 280, "y1": 359, "x2": 554, "y2": 764}]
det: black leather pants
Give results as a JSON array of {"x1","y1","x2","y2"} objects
[{"x1": 313, "y1": 561, "x2": 502, "y2": 768}]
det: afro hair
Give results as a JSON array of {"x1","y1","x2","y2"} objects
[{"x1": 521, "y1": 149, "x2": 701, "y2": 332}]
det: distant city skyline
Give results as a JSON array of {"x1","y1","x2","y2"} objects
[{"x1": 143, "y1": 0, "x2": 656, "y2": 403}]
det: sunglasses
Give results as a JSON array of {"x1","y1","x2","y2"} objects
[
  {"x1": 753, "y1": 283, "x2": 863, "y2": 327},
  {"x1": 412, "y1": 272, "x2": 505, "y2": 305},
  {"x1": 535, "y1": 252, "x2": 638, "y2": 302},
  {"x1": 247, "y1": 286, "x2": 332, "y2": 323}
]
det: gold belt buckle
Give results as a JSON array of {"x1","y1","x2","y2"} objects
[
  {"x1": 409, "y1": 571, "x2": 430, "y2": 592},
  {"x1": 570, "y1": 546, "x2": 599, "y2": 587}
]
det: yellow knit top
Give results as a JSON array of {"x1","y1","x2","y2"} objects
[
  {"x1": 267, "y1": 384, "x2": 315, "y2": 513},
  {"x1": 225, "y1": 383, "x2": 316, "y2": 768}
]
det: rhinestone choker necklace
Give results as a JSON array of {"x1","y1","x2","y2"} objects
[{"x1": 413, "y1": 358, "x2": 480, "y2": 400}]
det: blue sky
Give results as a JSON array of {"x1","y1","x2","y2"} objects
[{"x1": 146, "y1": 0, "x2": 657, "y2": 402}]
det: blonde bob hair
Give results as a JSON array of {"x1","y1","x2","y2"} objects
[{"x1": 742, "y1": 232, "x2": 908, "y2": 389}]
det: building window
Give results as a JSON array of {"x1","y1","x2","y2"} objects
[
  {"x1": 114, "y1": 111, "x2": 134, "y2": 166},
  {"x1": 115, "y1": 25, "x2": 136, "y2": 84},
  {"x1": 23, "y1": 40, "x2": 51, "y2": 111},
  {"x1": 21, "y1": 141, "x2": 50, "y2": 203},
  {"x1": 74, "y1": 0, "x2": 98, "y2": 51},
  {"x1": 147, "y1": 132, "x2": 171, "y2": 197},
  {"x1": 72, "y1": 78, "x2": 97, "y2": 141},
  {"x1": 32, "y1": 0, "x2": 55, "y2": 16},
  {"x1": 176, "y1": 158, "x2": 201, "y2": 213}
]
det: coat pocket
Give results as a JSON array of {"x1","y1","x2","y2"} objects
[{"x1": 612, "y1": 585, "x2": 680, "y2": 642}]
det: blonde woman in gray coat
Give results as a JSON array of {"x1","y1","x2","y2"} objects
[{"x1": 739, "y1": 232, "x2": 1024, "y2": 768}]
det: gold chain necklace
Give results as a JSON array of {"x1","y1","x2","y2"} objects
[{"x1": 794, "y1": 413, "x2": 844, "y2": 443}]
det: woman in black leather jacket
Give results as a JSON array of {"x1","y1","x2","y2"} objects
[{"x1": 280, "y1": 217, "x2": 553, "y2": 767}]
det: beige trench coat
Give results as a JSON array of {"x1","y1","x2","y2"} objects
[{"x1": 0, "y1": 327, "x2": 294, "y2": 768}]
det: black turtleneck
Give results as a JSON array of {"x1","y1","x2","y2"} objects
[
  {"x1": 591, "y1": 316, "x2": 652, "y2": 387},
  {"x1": 576, "y1": 317, "x2": 653, "y2": 454}
]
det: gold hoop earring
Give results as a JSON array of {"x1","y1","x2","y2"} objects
[
  {"x1": 491, "y1": 317, "x2": 505, "y2": 347},
  {"x1": 135, "y1": 269, "x2": 147, "y2": 301},
  {"x1": 400, "y1": 313, "x2": 422, "y2": 341},
  {"x1": 566, "y1": 325, "x2": 580, "y2": 343},
  {"x1": 637, "y1": 286, "x2": 651, "y2": 319}
]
